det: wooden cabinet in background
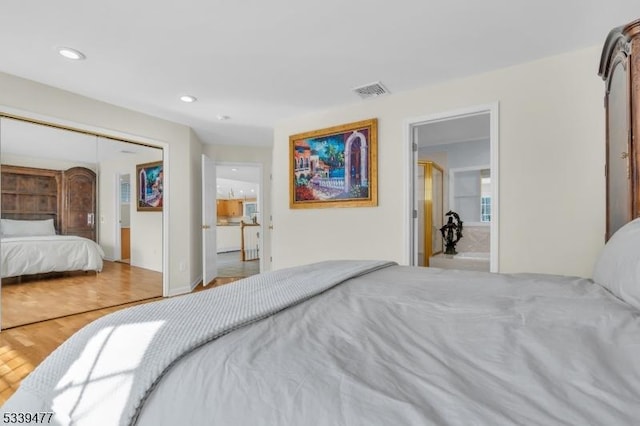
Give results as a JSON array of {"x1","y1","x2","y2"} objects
[
  {"x1": 216, "y1": 200, "x2": 227, "y2": 217},
  {"x1": 0, "y1": 165, "x2": 97, "y2": 241},
  {"x1": 216, "y1": 199, "x2": 243, "y2": 217},
  {"x1": 229, "y1": 200, "x2": 243, "y2": 216},
  {"x1": 217, "y1": 200, "x2": 231, "y2": 217},
  {"x1": 62, "y1": 167, "x2": 97, "y2": 241}
]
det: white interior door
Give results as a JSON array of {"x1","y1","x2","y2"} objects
[{"x1": 202, "y1": 154, "x2": 217, "y2": 286}]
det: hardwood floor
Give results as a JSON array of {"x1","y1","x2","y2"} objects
[
  {"x1": 2, "y1": 261, "x2": 163, "y2": 328},
  {"x1": 0, "y1": 277, "x2": 240, "y2": 405}
]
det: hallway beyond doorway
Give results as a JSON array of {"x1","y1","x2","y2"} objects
[{"x1": 217, "y1": 251, "x2": 260, "y2": 278}]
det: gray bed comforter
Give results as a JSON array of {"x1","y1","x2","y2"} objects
[
  {"x1": 1, "y1": 260, "x2": 395, "y2": 425},
  {"x1": 3, "y1": 261, "x2": 640, "y2": 425}
]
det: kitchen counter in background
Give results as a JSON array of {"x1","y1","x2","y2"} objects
[{"x1": 216, "y1": 224, "x2": 241, "y2": 253}]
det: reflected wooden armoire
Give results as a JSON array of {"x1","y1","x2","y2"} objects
[
  {"x1": 0, "y1": 165, "x2": 96, "y2": 241},
  {"x1": 62, "y1": 167, "x2": 97, "y2": 241},
  {"x1": 599, "y1": 18, "x2": 640, "y2": 240}
]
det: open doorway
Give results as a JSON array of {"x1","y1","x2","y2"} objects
[
  {"x1": 215, "y1": 163, "x2": 263, "y2": 278},
  {"x1": 407, "y1": 104, "x2": 499, "y2": 272}
]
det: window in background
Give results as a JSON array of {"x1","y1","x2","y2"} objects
[
  {"x1": 480, "y1": 170, "x2": 491, "y2": 222},
  {"x1": 120, "y1": 180, "x2": 130, "y2": 203}
]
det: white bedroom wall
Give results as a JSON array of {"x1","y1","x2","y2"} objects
[
  {"x1": 0, "y1": 72, "x2": 199, "y2": 295},
  {"x1": 272, "y1": 45, "x2": 605, "y2": 278},
  {"x1": 130, "y1": 151, "x2": 163, "y2": 272}
]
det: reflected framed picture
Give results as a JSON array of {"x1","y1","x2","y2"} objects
[
  {"x1": 289, "y1": 118, "x2": 378, "y2": 209},
  {"x1": 136, "y1": 161, "x2": 163, "y2": 211}
]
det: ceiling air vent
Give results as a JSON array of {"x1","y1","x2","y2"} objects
[{"x1": 352, "y1": 81, "x2": 390, "y2": 99}]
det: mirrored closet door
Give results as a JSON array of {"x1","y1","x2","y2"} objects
[{"x1": 0, "y1": 117, "x2": 163, "y2": 330}]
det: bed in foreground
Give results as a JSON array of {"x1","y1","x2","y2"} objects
[{"x1": 2, "y1": 217, "x2": 640, "y2": 425}]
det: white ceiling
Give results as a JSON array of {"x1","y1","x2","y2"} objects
[
  {"x1": 0, "y1": 1, "x2": 637, "y2": 147},
  {"x1": 216, "y1": 164, "x2": 259, "y2": 183},
  {"x1": 216, "y1": 178, "x2": 258, "y2": 200},
  {"x1": 216, "y1": 165, "x2": 259, "y2": 200}
]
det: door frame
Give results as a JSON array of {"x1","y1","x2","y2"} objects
[
  {"x1": 216, "y1": 161, "x2": 264, "y2": 274},
  {"x1": 404, "y1": 102, "x2": 500, "y2": 272}
]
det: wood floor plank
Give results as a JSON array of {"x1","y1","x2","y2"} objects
[
  {"x1": 0, "y1": 277, "x2": 240, "y2": 406},
  {"x1": 2, "y1": 261, "x2": 163, "y2": 328}
]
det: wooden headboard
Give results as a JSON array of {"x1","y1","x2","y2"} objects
[{"x1": 1, "y1": 165, "x2": 62, "y2": 232}]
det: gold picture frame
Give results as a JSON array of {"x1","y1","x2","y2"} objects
[{"x1": 289, "y1": 118, "x2": 378, "y2": 209}]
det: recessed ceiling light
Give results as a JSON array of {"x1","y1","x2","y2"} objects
[
  {"x1": 231, "y1": 168, "x2": 238, "y2": 172},
  {"x1": 180, "y1": 95, "x2": 197, "y2": 103},
  {"x1": 216, "y1": 115, "x2": 230, "y2": 121},
  {"x1": 58, "y1": 47, "x2": 86, "y2": 60}
]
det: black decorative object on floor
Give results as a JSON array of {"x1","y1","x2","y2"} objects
[{"x1": 440, "y1": 211, "x2": 464, "y2": 255}]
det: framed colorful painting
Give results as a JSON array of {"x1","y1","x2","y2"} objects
[
  {"x1": 136, "y1": 161, "x2": 163, "y2": 211},
  {"x1": 289, "y1": 118, "x2": 378, "y2": 209}
]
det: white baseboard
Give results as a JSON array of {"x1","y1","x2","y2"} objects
[
  {"x1": 190, "y1": 275, "x2": 203, "y2": 291},
  {"x1": 167, "y1": 275, "x2": 203, "y2": 297},
  {"x1": 167, "y1": 285, "x2": 191, "y2": 297}
]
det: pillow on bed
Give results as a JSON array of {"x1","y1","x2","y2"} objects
[
  {"x1": 0, "y1": 218, "x2": 56, "y2": 237},
  {"x1": 592, "y1": 217, "x2": 640, "y2": 310}
]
